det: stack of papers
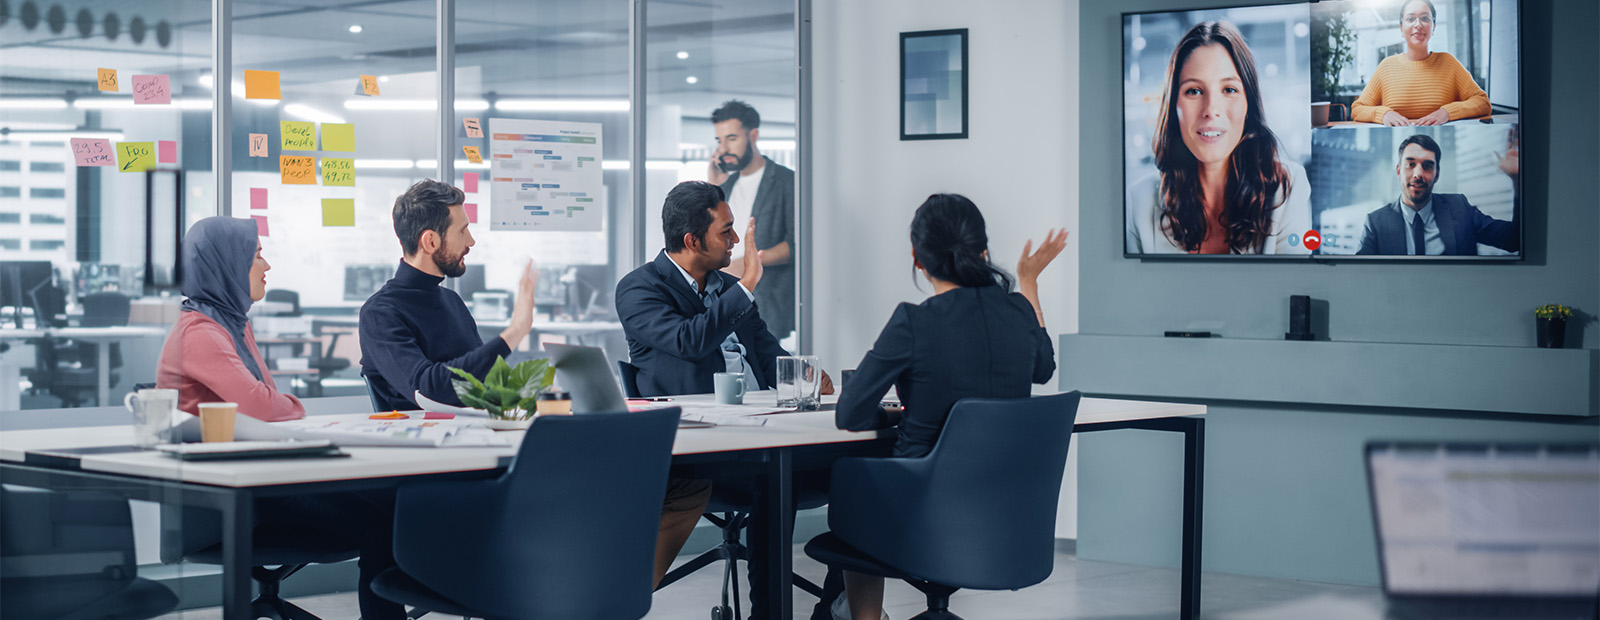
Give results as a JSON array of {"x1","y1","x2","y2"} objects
[{"x1": 171, "y1": 412, "x2": 508, "y2": 447}]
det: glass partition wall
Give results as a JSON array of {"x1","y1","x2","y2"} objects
[{"x1": 2, "y1": 0, "x2": 804, "y2": 410}]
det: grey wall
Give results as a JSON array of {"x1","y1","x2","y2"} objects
[{"x1": 1076, "y1": 0, "x2": 1600, "y2": 586}]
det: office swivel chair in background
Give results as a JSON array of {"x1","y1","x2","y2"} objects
[
  {"x1": 1, "y1": 486, "x2": 179, "y2": 620},
  {"x1": 619, "y1": 360, "x2": 827, "y2": 620},
  {"x1": 24, "y1": 288, "x2": 128, "y2": 407},
  {"x1": 372, "y1": 409, "x2": 681, "y2": 620},
  {"x1": 805, "y1": 392, "x2": 1083, "y2": 620},
  {"x1": 161, "y1": 506, "x2": 360, "y2": 620},
  {"x1": 261, "y1": 289, "x2": 352, "y2": 396}
]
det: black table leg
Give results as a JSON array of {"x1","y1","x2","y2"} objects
[
  {"x1": 762, "y1": 447, "x2": 794, "y2": 620},
  {"x1": 1179, "y1": 418, "x2": 1205, "y2": 620},
  {"x1": 220, "y1": 489, "x2": 254, "y2": 620}
]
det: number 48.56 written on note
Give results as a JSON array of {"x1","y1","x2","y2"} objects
[{"x1": 322, "y1": 158, "x2": 355, "y2": 186}]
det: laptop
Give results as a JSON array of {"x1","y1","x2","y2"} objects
[
  {"x1": 1365, "y1": 442, "x2": 1600, "y2": 620},
  {"x1": 543, "y1": 343, "x2": 630, "y2": 414}
]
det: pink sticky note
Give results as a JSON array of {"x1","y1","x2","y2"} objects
[
  {"x1": 250, "y1": 187, "x2": 268, "y2": 210},
  {"x1": 131, "y1": 74, "x2": 171, "y2": 104},
  {"x1": 464, "y1": 203, "x2": 478, "y2": 223},
  {"x1": 463, "y1": 172, "x2": 479, "y2": 193},
  {"x1": 253, "y1": 215, "x2": 269, "y2": 237},
  {"x1": 70, "y1": 138, "x2": 115, "y2": 167},
  {"x1": 158, "y1": 140, "x2": 177, "y2": 164},
  {"x1": 423, "y1": 412, "x2": 455, "y2": 420}
]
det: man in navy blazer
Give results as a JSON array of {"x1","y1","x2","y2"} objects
[
  {"x1": 1356, "y1": 133, "x2": 1519, "y2": 256},
  {"x1": 617, "y1": 180, "x2": 823, "y2": 396}
]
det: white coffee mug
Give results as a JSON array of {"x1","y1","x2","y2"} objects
[{"x1": 124, "y1": 388, "x2": 179, "y2": 448}]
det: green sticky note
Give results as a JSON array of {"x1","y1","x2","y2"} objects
[
  {"x1": 281, "y1": 121, "x2": 316, "y2": 151},
  {"x1": 115, "y1": 142, "x2": 156, "y2": 173},
  {"x1": 321, "y1": 123, "x2": 355, "y2": 152},
  {"x1": 322, "y1": 198, "x2": 355, "y2": 226},
  {"x1": 321, "y1": 157, "x2": 355, "y2": 186}
]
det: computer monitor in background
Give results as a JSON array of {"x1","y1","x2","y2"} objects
[
  {"x1": 566, "y1": 265, "x2": 612, "y2": 320},
  {"x1": 0, "y1": 261, "x2": 54, "y2": 327}
]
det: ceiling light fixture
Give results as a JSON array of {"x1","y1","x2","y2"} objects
[
  {"x1": 676, "y1": 51, "x2": 689, "y2": 59},
  {"x1": 0, "y1": 98, "x2": 70, "y2": 110},
  {"x1": 685, "y1": 76, "x2": 698, "y2": 84},
  {"x1": 284, "y1": 103, "x2": 346, "y2": 124},
  {"x1": 493, "y1": 99, "x2": 627, "y2": 112},
  {"x1": 348, "y1": 24, "x2": 363, "y2": 33}
]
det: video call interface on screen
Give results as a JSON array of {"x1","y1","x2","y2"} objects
[{"x1": 1122, "y1": 0, "x2": 1521, "y2": 259}]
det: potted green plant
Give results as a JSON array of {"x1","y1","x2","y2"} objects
[
  {"x1": 1534, "y1": 304, "x2": 1572, "y2": 349},
  {"x1": 449, "y1": 357, "x2": 554, "y2": 428}
]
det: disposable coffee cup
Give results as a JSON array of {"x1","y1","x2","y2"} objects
[{"x1": 198, "y1": 402, "x2": 238, "y2": 443}]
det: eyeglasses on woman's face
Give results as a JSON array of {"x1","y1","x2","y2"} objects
[{"x1": 1402, "y1": 14, "x2": 1434, "y2": 27}]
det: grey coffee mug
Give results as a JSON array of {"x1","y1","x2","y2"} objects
[{"x1": 713, "y1": 372, "x2": 746, "y2": 404}]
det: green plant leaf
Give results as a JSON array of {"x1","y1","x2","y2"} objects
[
  {"x1": 448, "y1": 366, "x2": 484, "y2": 391},
  {"x1": 485, "y1": 356, "x2": 512, "y2": 389},
  {"x1": 517, "y1": 359, "x2": 552, "y2": 398},
  {"x1": 459, "y1": 391, "x2": 495, "y2": 412},
  {"x1": 518, "y1": 397, "x2": 540, "y2": 417},
  {"x1": 452, "y1": 379, "x2": 475, "y2": 400}
]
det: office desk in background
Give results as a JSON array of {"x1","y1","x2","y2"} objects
[
  {"x1": 0, "y1": 393, "x2": 1205, "y2": 620},
  {"x1": 0, "y1": 325, "x2": 171, "y2": 406}
]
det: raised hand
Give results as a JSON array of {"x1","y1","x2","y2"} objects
[
  {"x1": 738, "y1": 218, "x2": 764, "y2": 292},
  {"x1": 1017, "y1": 228, "x2": 1069, "y2": 285}
]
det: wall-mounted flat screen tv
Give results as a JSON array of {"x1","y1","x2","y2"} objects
[{"x1": 1123, "y1": 0, "x2": 1521, "y2": 260}]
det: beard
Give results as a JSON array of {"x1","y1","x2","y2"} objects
[
  {"x1": 716, "y1": 143, "x2": 755, "y2": 174},
  {"x1": 433, "y1": 245, "x2": 468, "y2": 278}
]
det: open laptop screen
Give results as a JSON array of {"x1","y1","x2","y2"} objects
[{"x1": 1367, "y1": 443, "x2": 1600, "y2": 597}]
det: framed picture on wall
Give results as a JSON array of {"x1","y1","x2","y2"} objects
[{"x1": 900, "y1": 28, "x2": 968, "y2": 140}]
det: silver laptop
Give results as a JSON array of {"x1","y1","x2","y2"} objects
[
  {"x1": 542, "y1": 343, "x2": 630, "y2": 414},
  {"x1": 1365, "y1": 442, "x2": 1600, "y2": 619}
]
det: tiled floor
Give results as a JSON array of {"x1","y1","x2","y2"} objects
[{"x1": 153, "y1": 545, "x2": 1386, "y2": 620}]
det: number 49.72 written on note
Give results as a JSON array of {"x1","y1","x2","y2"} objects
[{"x1": 321, "y1": 158, "x2": 355, "y2": 186}]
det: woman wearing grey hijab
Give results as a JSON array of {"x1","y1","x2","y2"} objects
[
  {"x1": 156, "y1": 217, "x2": 406, "y2": 620},
  {"x1": 156, "y1": 216, "x2": 304, "y2": 420}
]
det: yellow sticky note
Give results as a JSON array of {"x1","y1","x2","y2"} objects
[
  {"x1": 463, "y1": 146, "x2": 482, "y2": 164},
  {"x1": 359, "y1": 75, "x2": 380, "y2": 96},
  {"x1": 244, "y1": 70, "x2": 281, "y2": 100},
  {"x1": 115, "y1": 142, "x2": 155, "y2": 173},
  {"x1": 281, "y1": 121, "x2": 316, "y2": 151},
  {"x1": 98, "y1": 68, "x2": 118, "y2": 92},
  {"x1": 322, "y1": 198, "x2": 355, "y2": 226},
  {"x1": 321, "y1": 157, "x2": 355, "y2": 186},
  {"x1": 321, "y1": 123, "x2": 355, "y2": 152},
  {"x1": 280, "y1": 155, "x2": 317, "y2": 185}
]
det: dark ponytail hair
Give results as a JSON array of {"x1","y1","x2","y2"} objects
[{"x1": 910, "y1": 193, "x2": 1014, "y2": 291}]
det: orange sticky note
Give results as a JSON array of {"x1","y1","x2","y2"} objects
[
  {"x1": 243, "y1": 70, "x2": 281, "y2": 100},
  {"x1": 97, "y1": 68, "x2": 118, "y2": 92},
  {"x1": 249, "y1": 133, "x2": 268, "y2": 157},
  {"x1": 463, "y1": 146, "x2": 482, "y2": 164},
  {"x1": 280, "y1": 155, "x2": 317, "y2": 185},
  {"x1": 369, "y1": 412, "x2": 409, "y2": 420},
  {"x1": 359, "y1": 75, "x2": 380, "y2": 96},
  {"x1": 463, "y1": 118, "x2": 482, "y2": 138}
]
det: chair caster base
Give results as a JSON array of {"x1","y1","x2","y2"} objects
[{"x1": 712, "y1": 604, "x2": 735, "y2": 620}]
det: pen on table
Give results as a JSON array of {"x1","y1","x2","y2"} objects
[{"x1": 628, "y1": 397, "x2": 674, "y2": 402}]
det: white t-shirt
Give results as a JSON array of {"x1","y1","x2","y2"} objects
[{"x1": 726, "y1": 163, "x2": 766, "y2": 233}]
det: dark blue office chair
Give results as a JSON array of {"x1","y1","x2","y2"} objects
[
  {"x1": 161, "y1": 507, "x2": 360, "y2": 620},
  {"x1": 362, "y1": 375, "x2": 385, "y2": 412},
  {"x1": 372, "y1": 408, "x2": 681, "y2": 620},
  {"x1": 2, "y1": 486, "x2": 179, "y2": 620},
  {"x1": 617, "y1": 359, "x2": 642, "y2": 398},
  {"x1": 804, "y1": 392, "x2": 1082, "y2": 620}
]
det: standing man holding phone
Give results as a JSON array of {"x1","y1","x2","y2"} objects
[{"x1": 707, "y1": 100, "x2": 796, "y2": 344}]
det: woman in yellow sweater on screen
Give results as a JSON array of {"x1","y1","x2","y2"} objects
[{"x1": 1351, "y1": 0, "x2": 1490, "y2": 126}]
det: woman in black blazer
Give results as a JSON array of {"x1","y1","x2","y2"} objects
[{"x1": 830, "y1": 193, "x2": 1067, "y2": 620}]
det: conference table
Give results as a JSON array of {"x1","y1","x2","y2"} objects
[
  {"x1": 0, "y1": 393, "x2": 1206, "y2": 620},
  {"x1": 0, "y1": 325, "x2": 171, "y2": 406}
]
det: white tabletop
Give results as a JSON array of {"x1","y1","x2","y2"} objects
[{"x1": 0, "y1": 392, "x2": 1202, "y2": 489}]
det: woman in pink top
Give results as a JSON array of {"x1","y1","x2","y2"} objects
[{"x1": 157, "y1": 216, "x2": 302, "y2": 420}]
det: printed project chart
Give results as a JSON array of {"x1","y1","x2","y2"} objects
[{"x1": 487, "y1": 118, "x2": 604, "y2": 232}]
